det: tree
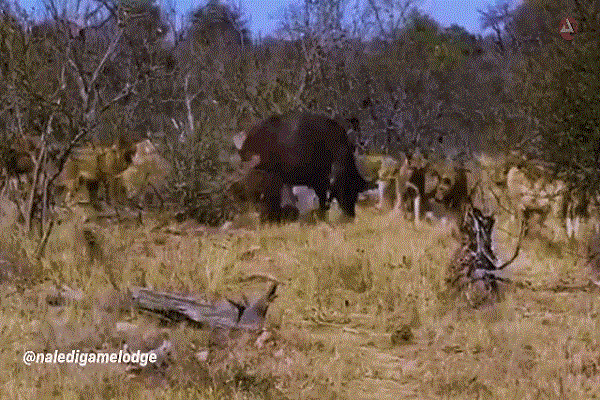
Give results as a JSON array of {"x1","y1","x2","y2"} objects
[
  {"x1": 363, "y1": 0, "x2": 417, "y2": 40},
  {"x1": 0, "y1": 0, "x2": 175, "y2": 231},
  {"x1": 506, "y1": 0, "x2": 600, "y2": 189}
]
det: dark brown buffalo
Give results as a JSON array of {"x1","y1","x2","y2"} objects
[
  {"x1": 236, "y1": 113, "x2": 372, "y2": 220},
  {"x1": 230, "y1": 167, "x2": 299, "y2": 222}
]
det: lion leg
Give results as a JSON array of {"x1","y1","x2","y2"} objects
[
  {"x1": 376, "y1": 180, "x2": 387, "y2": 210},
  {"x1": 86, "y1": 179, "x2": 102, "y2": 210}
]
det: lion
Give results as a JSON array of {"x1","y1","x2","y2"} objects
[
  {"x1": 354, "y1": 150, "x2": 441, "y2": 224},
  {"x1": 58, "y1": 140, "x2": 136, "y2": 210},
  {"x1": 117, "y1": 139, "x2": 171, "y2": 208},
  {"x1": 431, "y1": 160, "x2": 472, "y2": 223},
  {"x1": 505, "y1": 165, "x2": 567, "y2": 238}
]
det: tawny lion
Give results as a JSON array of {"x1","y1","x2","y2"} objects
[
  {"x1": 58, "y1": 140, "x2": 136, "y2": 209},
  {"x1": 372, "y1": 151, "x2": 437, "y2": 224},
  {"x1": 354, "y1": 153, "x2": 414, "y2": 212},
  {"x1": 117, "y1": 139, "x2": 171, "y2": 208}
]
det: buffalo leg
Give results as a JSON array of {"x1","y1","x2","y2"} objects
[
  {"x1": 280, "y1": 184, "x2": 299, "y2": 222},
  {"x1": 313, "y1": 184, "x2": 330, "y2": 220},
  {"x1": 259, "y1": 172, "x2": 283, "y2": 222}
]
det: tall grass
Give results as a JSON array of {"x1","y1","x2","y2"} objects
[{"x1": 1, "y1": 208, "x2": 598, "y2": 399}]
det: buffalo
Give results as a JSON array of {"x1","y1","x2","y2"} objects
[
  {"x1": 230, "y1": 167, "x2": 299, "y2": 222},
  {"x1": 234, "y1": 113, "x2": 373, "y2": 220}
]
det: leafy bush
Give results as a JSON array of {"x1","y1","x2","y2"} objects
[{"x1": 163, "y1": 128, "x2": 237, "y2": 226}]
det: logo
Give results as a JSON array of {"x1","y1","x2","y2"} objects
[{"x1": 559, "y1": 17, "x2": 578, "y2": 40}]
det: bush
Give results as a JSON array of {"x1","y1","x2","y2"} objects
[{"x1": 163, "y1": 128, "x2": 238, "y2": 226}]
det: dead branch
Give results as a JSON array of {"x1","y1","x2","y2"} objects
[
  {"x1": 99, "y1": 82, "x2": 136, "y2": 115},
  {"x1": 66, "y1": 25, "x2": 123, "y2": 111},
  {"x1": 497, "y1": 218, "x2": 525, "y2": 270},
  {"x1": 25, "y1": 114, "x2": 54, "y2": 232},
  {"x1": 183, "y1": 72, "x2": 197, "y2": 138},
  {"x1": 366, "y1": 0, "x2": 388, "y2": 39},
  {"x1": 487, "y1": 183, "x2": 513, "y2": 215},
  {"x1": 36, "y1": 219, "x2": 54, "y2": 259},
  {"x1": 46, "y1": 128, "x2": 89, "y2": 189},
  {"x1": 239, "y1": 273, "x2": 285, "y2": 285},
  {"x1": 90, "y1": 28, "x2": 124, "y2": 91},
  {"x1": 66, "y1": 56, "x2": 89, "y2": 105}
]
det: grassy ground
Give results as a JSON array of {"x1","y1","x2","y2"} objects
[{"x1": 1, "y1": 204, "x2": 600, "y2": 399}]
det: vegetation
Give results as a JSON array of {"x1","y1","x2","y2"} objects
[
  {"x1": 1, "y1": 209, "x2": 599, "y2": 398},
  {"x1": 1, "y1": 0, "x2": 599, "y2": 398},
  {"x1": 1, "y1": 0, "x2": 597, "y2": 224}
]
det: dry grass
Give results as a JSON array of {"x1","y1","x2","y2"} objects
[{"x1": 1, "y1": 205, "x2": 600, "y2": 399}]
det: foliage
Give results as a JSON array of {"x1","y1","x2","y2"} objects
[
  {"x1": 506, "y1": 0, "x2": 600, "y2": 187},
  {"x1": 163, "y1": 126, "x2": 237, "y2": 226},
  {"x1": 0, "y1": 0, "x2": 597, "y2": 228}
]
